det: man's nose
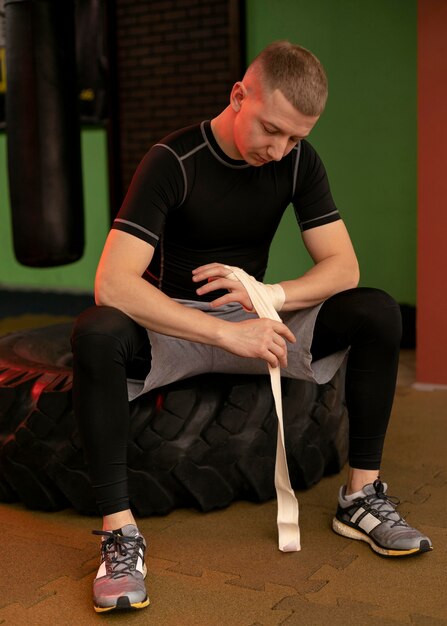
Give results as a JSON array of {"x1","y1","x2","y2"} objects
[{"x1": 267, "y1": 137, "x2": 288, "y2": 161}]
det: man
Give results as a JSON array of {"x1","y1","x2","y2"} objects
[{"x1": 72, "y1": 41, "x2": 432, "y2": 613}]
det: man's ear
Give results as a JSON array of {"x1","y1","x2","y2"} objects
[{"x1": 231, "y1": 81, "x2": 248, "y2": 112}]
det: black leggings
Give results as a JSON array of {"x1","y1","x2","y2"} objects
[{"x1": 71, "y1": 287, "x2": 402, "y2": 515}]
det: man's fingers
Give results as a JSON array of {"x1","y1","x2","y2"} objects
[
  {"x1": 266, "y1": 354, "x2": 280, "y2": 368},
  {"x1": 254, "y1": 323, "x2": 291, "y2": 368},
  {"x1": 264, "y1": 323, "x2": 295, "y2": 368},
  {"x1": 196, "y1": 276, "x2": 254, "y2": 311},
  {"x1": 195, "y1": 277, "x2": 228, "y2": 294},
  {"x1": 192, "y1": 262, "x2": 226, "y2": 273},
  {"x1": 209, "y1": 292, "x2": 254, "y2": 311},
  {"x1": 267, "y1": 341, "x2": 287, "y2": 368},
  {"x1": 209, "y1": 293, "x2": 238, "y2": 308},
  {"x1": 272, "y1": 333, "x2": 287, "y2": 348},
  {"x1": 192, "y1": 263, "x2": 231, "y2": 282},
  {"x1": 271, "y1": 321, "x2": 296, "y2": 344}
]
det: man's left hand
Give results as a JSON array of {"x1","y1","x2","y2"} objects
[{"x1": 192, "y1": 263, "x2": 254, "y2": 311}]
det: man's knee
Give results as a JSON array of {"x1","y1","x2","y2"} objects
[
  {"x1": 72, "y1": 305, "x2": 133, "y2": 342},
  {"x1": 71, "y1": 305, "x2": 142, "y2": 365},
  {"x1": 352, "y1": 288, "x2": 402, "y2": 347}
]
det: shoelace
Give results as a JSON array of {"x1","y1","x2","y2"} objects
[
  {"x1": 92, "y1": 530, "x2": 143, "y2": 578},
  {"x1": 356, "y1": 489, "x2": 408, "y2": 528}
]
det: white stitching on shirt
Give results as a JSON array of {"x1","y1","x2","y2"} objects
[
  {"x1": 292, "y1": 143, "x2": 302, "y2": 197},
  {"x1": 153, "y1": 143, "x2": 188, "y2": 206},
  {"x1": 180, "y1": 142, "x2": 207, "y2": 160},
  {"x1": 114, "y1": 218, "x2": 159, "y2": 241},
  {"x1": 200, "y1": 121, "x2": 251, "y2": 169},
  {"x1": 300, "y1": 210, "x2": 339, "y2": 226}
]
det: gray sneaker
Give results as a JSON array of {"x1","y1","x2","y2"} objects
[
  {"x1": 92, "y1": 524, "x2": 150, "y2": 612},
  {"x1": 332, "y1": 479, "x2": 433, "y2": 557}
]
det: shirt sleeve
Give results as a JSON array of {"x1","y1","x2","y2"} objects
[
  {"x1": 292, "y1": 140, "x2": 341, "y2": 231},
  {"x1": 112, "y1": 144, "x2": 185, "y2": 247}
]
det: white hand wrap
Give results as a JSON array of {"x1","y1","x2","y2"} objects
[
  {"x1": 257, "y1": 282, "x2": 286, "y2": 312},
  {"x1": 223, "y1": 265, "x2": 286, "y2": 312},
  {"x1": 223, "y1": 265, "x2": 300, "y2": 553}
]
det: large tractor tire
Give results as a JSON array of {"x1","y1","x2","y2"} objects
[{"x1": 0, "y1": 323, "x2": 348, "y2": 516}]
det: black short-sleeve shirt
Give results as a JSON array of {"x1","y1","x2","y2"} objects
[{"x1": 112, "y1": 120, "x2": 340, "y2": 300}]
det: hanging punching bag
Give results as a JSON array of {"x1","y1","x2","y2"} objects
[{"x1": 5, "y1": 0, "x2": 84, "y2": 267}]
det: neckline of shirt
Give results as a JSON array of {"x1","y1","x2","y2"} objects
[{"x1": 201, "y1": 120, "x2": 251, "y2": 169}]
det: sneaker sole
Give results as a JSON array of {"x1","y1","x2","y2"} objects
[
  {"x1": 332, "y1": 517, "x2": 433, "y2": 557},
  {"x1": 94, "y1": 597, "x2": 150, "y2": 613}
]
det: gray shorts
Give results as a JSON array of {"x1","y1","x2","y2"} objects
[{"x1": 127, "y1": 299, "x2": 348, "y2": 401}]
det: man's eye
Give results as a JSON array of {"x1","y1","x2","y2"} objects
[{"x1": 263, "y1": 125, "x2": 276, "y2": 134}]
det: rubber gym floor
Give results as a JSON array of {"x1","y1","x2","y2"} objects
[{"x1": 1, "y1": 290, "x2": 446, "y2": 626}]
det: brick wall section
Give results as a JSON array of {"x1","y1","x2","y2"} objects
[{"x1": 114, "y1": 0, "x2": 244, "y2": 198}]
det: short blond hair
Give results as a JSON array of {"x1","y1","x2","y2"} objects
[{"x1": 246, "y1": 41, "x2": 328, "y2": 116}]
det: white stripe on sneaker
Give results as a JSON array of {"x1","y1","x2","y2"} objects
[
  {"x1": 96, "y1": 561, "x2": 107, "y2": 579},
  {"x1": 136, "y1": 555, "x2": 144, "y2": 574},
  {"x1": 358, "y1": 513, "x2": 382, "y2": 534},
  {"x1": 350, "y1": 507, "x2": 366, "y2": 524}
]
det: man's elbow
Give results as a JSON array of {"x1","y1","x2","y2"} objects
[
  {"x1": 348, "y1": 260, "x2": 360, "y2": 289},
  {"x1": 348, "y1": 274, "x2": 360, "y2": 290},
  {"x1": 338, "y1": 255, "x2": 360, "y2": 291},
  {"x1": 94, "y1": 272, "x2": 120, "y2": 307}
]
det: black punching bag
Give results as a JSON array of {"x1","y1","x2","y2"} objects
[{"x1": 5, "y1": 0, "x2": 84, "y2": 267}]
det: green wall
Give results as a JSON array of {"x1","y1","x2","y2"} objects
[
  {"x1": 0, "y1": 128, "x2": 110, "y2": 292},
  {"x1": 0, "y1": 2, "x2": 417, "y2": 301},
  {"x1": 249, "y1": 0, "x2": 417, "y2": 304}
]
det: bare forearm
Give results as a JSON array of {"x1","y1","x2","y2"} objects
[
  {"x1": 279, "y1": 256, "x2": 360, "y2": 311},
  {"x1": 96, "y1": 274, "x2": 226, "y2": 345}
]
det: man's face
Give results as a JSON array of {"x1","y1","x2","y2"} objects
[{"x1": 231, "y1": 82, "x2": 320, "y2": 166}]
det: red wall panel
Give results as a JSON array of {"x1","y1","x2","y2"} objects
[{"x1": 417, "y1": 0, "x2": 447, "y2": 384}]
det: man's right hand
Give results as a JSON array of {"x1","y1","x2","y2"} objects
[{"x1": 216, "y1": 318, "x2": 296, "y2": 369}]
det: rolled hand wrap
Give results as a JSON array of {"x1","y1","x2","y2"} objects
[{"x1": 221, "y1": 264, "x2": 300, "y2": 553}]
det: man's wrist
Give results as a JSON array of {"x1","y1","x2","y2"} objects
[
  {"x1": 264, "y1": 283, "x2": 286, "y2": 311},
  {"x1": 212, "y1": 318, "x2": 231, "y2": 349}
]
